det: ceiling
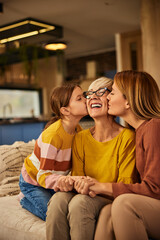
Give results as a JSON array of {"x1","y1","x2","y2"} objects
[{"x1": 0, "y1": 0, "x2": 141, "y2": 59}]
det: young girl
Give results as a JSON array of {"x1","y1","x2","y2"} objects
[
  {"x1": 19, "y1": 83, "x2": 87, "y2": 221},
  {"x1": 88, "y1": 71, "x2": 160, "y2": 240}
]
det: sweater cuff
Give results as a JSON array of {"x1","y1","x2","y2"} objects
[{"x1": 112, "y1": 182, "x2": 127, "y2": 198}]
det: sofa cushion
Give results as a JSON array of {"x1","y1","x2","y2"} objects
[
  {"x1": 0, "y1": 140, "x2": 35, "y2": 197},
  {"x1": 0, "y1": 195, "x2": 45, "y2": 240}
]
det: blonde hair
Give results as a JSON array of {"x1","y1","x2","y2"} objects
[
  {"x1": 114, "y1": 70, "x2": 160, "y2": 120},
  {"x1": 88, "y1": 77, "x2": 113, "y2": 91}
]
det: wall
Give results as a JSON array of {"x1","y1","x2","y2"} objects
[
  {"x1": 66, "y1": 50, "x2": 116, "y2": 82},
  {"x1": 115, "y1": 30, "x2": 143, "y2": 72},
  {"x1": 141, "y1": 0, "x2": 160, "y2": 87},
  {"x1": 36, "y1": 57, "x2": 63, "y2": 117}
]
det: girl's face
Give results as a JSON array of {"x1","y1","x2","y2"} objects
[
  {"x1": 86, "y1": 87, "x2": 110, "y2": 119},
  {"x1": 67, "y1": 86, "x2": 88, "y2": 117},
  {"x1": 107, "y1": 82, "x2": 129, "y2": 117}
]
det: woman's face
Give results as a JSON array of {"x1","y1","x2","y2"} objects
[
  {"x1": 68, "y1": 86, "x2": 88, "y2": 117},
  {"x1": 86, "y1": 87, "x2": 110, "y2": 119},
  {"x1": 107, "y1": 82, "x2": 129, "y2": 117}
]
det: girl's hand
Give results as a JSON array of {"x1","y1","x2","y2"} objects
[
  {"x1": 74, "y1": 176, "x2": 95, "y2": 195},
  {"x1": 54, "y1": 176, "x2": 74, "y2": 192}
]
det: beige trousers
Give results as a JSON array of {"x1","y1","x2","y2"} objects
[
  {"x1": 46, "y1": 192, "x2": 112, "y2": 240},
  {"x1": 95, "y1": 194, "x2": 160, "y2": 240}
]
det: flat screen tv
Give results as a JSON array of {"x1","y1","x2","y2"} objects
[{"x1": 0, "y1": 87, "x2": 43, "y2": 119}]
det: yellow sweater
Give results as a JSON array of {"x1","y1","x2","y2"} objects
[{"x1": 71, "y1": 128, "x2": 136, "y2": 184}]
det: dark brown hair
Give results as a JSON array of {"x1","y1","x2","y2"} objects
[{"x1": 44, "y1": 83, "x2": 80, "y2": 129}]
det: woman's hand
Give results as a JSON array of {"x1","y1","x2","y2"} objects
[
  {"x1": 54, "y1": 176, "x2": 75, "y2": 192},
  {"x1": 89, "y1": 182, "x2": 113, "y2": 198},
  {"x1": 74, "y1": 176, "x2": 96, "y2": 195},
  {"x1": 88, "y1": 182, "x2": 102, "y2": 197}
]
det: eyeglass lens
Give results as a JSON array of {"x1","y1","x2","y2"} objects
[{"x1": 84, "y1": 88, "x2": 109, "y2": 98}]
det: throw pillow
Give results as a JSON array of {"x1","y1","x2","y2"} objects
[{"x1": 0, "y1": 140, "x2": 35, "y2": 197}]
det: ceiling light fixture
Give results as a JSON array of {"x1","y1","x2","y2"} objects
[
  {"x1": 45, "y1": 42, "x2": 67, "y2": 51},
  {"x1": 0, "y1": 18, "x2": 63, "y2": 44},
  {"x1": 0, "y1": 3, "x2": 3, "y2": 14}
]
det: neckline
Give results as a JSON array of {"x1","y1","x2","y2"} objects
[{"x1": 87, "y1": 127, "x2": 126, "y2": 144}]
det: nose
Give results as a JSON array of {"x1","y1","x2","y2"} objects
[
  {"x1": 107, "y1": 93, "x2": 111, "y2": 100},
  {"x1": 90, "y1": 92, "x2": 98, "y2": 99}
]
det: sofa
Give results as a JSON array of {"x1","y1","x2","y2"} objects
[
  {"x1": 0, "y1": 139, "x2": 155, "y2": 240},
  {"x1": 0, "y1": 140, "x2": 46, "y2": 240}
]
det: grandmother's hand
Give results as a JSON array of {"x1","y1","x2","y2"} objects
[{"x1": 74, "y1": 176, "x2": 96, "y2": 195}]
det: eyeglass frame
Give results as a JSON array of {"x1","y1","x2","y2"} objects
[{"x1": 83, "y1": 87, "x2": 111, "y2": 99}]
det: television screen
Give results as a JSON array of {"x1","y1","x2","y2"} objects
[{"x1": 0, "y1": 88, "x2": 42, "y2": 119}]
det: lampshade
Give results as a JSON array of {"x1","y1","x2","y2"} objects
[{"x1": 45, "y1": 42, "x2": 67, "y2": 51}]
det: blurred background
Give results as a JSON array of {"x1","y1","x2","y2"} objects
[{"x1": 0, "y1": 0, "x2": 159, "y2": 144}]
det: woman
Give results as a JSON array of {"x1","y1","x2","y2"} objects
[
  {"x1": 88, "y1": 71, "x2": 160, "y2": 240},
  {"x1": 19, "y1": 83, "x2": 88, "y2": 221},
  {"x1": 46, "y1": 77, "x2": 137, "y2": 240}
]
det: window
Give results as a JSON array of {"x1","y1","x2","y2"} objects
[{"x1": 0, "y1": 88, "x2": 42, "y2": 119}]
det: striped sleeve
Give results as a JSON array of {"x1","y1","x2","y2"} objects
[{"x1": 26, "y1": 133, "x2": 72, "y2": 189}]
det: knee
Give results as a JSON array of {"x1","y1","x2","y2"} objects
[
  {"x1": 48, "y1": 192, "x2": 64, "y2": 208},
  {"x1": 68, "y1": 194, "x2": 89, "y2": 215},
  {"x1": 112, "y1": 194, "x2": 135, "y2": 219},
  {"x1": 99, "y1": 204, "x2": 112, "y2": 221},
  {"x1": 47, "y1": 192, "x2": 68, "y2": 219}
]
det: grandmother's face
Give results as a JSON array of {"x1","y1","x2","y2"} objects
[{"x1": 86, "y1": 86, "x2": 110, "y2": 119}]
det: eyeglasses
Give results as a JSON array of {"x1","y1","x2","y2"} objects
[{"x1": 83, "y1": 87, "x2": 111, "y2": 99}]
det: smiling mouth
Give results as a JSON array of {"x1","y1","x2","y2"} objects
[{"x1": 91, "y1": 103, "x2": 102, "y2": 108}]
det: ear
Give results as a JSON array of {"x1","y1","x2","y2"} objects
[
  {"x1": 60, "y1": 107, "x2": 70, "y2": 116},
  {"x1": 125, "y1": 100, "x2": 130, "y2": 110}
]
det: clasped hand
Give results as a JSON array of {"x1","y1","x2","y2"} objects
[
  {"x1": 74, "y1": 176, "x2": 97, "y2": 195},
  {"x1": 54, "y1": 175, "x2": 98, "y2": 197}
]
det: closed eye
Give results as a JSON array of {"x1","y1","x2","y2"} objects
[{"x1": 77, "y1": 96, "x2": 83, "y2": 101}]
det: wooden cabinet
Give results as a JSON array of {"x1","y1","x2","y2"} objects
[{"x1": 0, "y1": 121, "x2": 47, "y2": 145}]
